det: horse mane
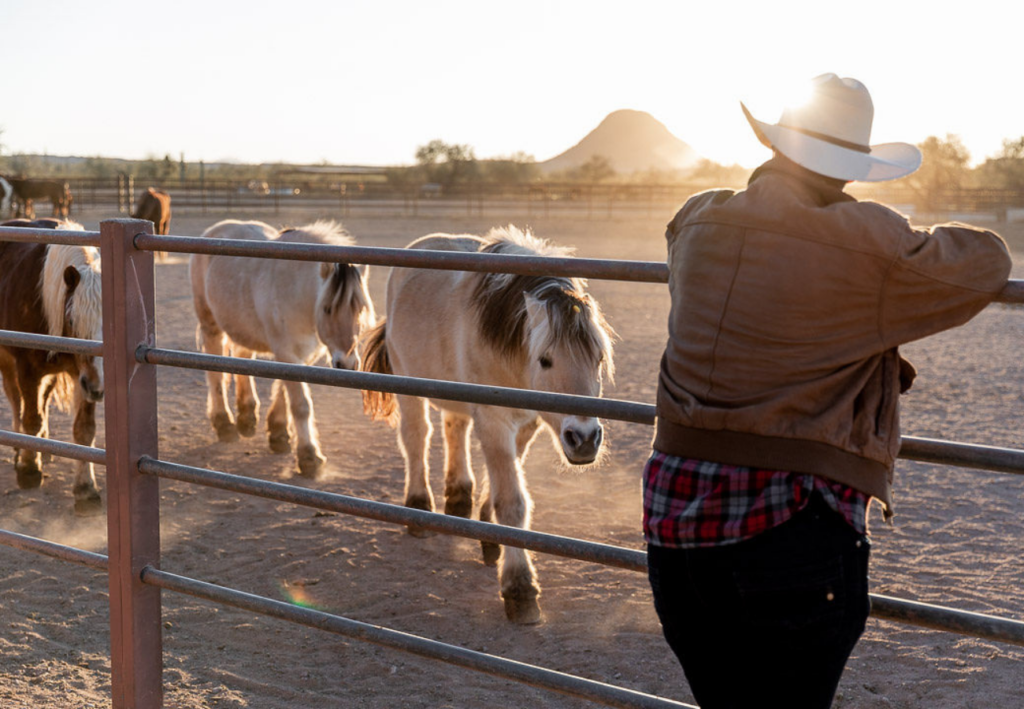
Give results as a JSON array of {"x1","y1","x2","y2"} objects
[
  {"x1": 40, "y1": 235, "x2": 102, "y2": 341},
  {"x1": 471, "y1": 225, "x2": 615, "y2": 380},
  {"x1": 279, "y1": 220, "x2": 376, "y2": 329}
]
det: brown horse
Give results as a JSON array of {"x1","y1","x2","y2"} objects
[
  {"x1": 0, "y1": 218, "x2": 104, "y2": 515},
  {"x1": 132, "y1": 187, "x2": 171, "y2": 234},
  {"x1": 7, "y1": 178, "x2": 73, "y2": 219},
  {"x1": 132, "y1": 188, "x2": 172, "y2": 260}
]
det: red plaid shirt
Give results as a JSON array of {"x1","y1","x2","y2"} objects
[{"x1": 643, "y1": 450, "x2": 869, "y2": 548}]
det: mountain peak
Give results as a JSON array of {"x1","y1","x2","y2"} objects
[{"x1": 540, "y1": 110, "x2": 698, "y2": 174}]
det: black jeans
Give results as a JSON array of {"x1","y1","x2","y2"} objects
[{"x1": 647, "y1": 494, "x2": 870, "y2": 709}]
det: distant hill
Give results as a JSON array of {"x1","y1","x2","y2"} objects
[{"x1": 539, "y1": 109, "x2": 699, "y2": 175}]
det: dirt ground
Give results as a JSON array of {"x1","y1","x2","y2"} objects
[{"x1": 1, "y1": 206, "x2": 1022, "y2": 708}]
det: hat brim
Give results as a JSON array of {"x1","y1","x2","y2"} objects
[{"x1": 741, "y1": 103, "x2": 922, "y2": 183}]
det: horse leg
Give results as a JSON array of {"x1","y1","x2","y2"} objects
[
  {"x1": 231, "y1": 345, "x2": 259, "y2": 438},
  {"x1": 38, "y1": 377, "x2": 57, "y2": 463},
  {"x1": 266, "y1": 380, "x2": 291, "y2": 453},
  {"x1": 1, "y1": 362, "x2": 23, "y2": 465},
  {"x1": 476, "y1": 417, "x2": 541, "y2": 624},
  {"x1": 71, "y1": 386, "x2": 102, "y2": 516},
  {"x1": 442, "y1": 410, "x2": 474, "y2": 517},
  {"x1": 282, "y1": 379, "x2": 325, "y2": 477},
  {"x1": 197, "y1": 324, "x2": 238, "y2": 442},
  {"x1": 397, "y1": 395, "x2": 434, "y2": 536},
  {"x1": 14, "y1": 367, "x2": 44, "y2": 489},
  {"x1": 478, "y1": 418, "x2": 541, "y2": 566}
]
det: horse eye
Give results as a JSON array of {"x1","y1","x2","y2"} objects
[{"x1": 538, "y1": 356, "x2": 552, "y2": 369}]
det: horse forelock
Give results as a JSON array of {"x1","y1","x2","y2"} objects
[
  {"x1": 41, "y1": 244, "x2": 103, "y2": 340},
  {"x1": 472, "y1": 234, "x2": 613, "y2": 377},
  {"x1": 324, "y1": 261, "x2": 376, "y2": 329}
]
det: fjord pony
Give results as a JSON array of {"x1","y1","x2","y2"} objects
[
  {"x1": 0, "y1": 218, "x2": 104, "y2": 514},
  {"x1": 190, "y1": 219, "x2": 375, "y2": 476},
  {"x1": 362, "y1": 225, "x2": 615, "y2": 623}
]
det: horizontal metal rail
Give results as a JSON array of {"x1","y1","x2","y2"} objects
[
  {"x1": 133, "y1": 232, "x2": 1024, "y2": 303},
  {"x1": 134, "y1": 233, "x2": 669, "y2": 283},
  {"x1": 0, "y1": 329, "x2": 104, "y2": 357},
  {"x1": 0, "y1": 226, "x2": 102, "y2": 247},
  {"x1": 0, "y1": 429, "x2": 107, "y2": 465},
  {"x1": 138, "y1": 345, "x2": 1024, "y2": 476},
  {"x1": 138, "y1": 457, "x2": 647, "y2": 571},
  {"x1": 0, "y1": 529, "x2": 108, "y2": 571},
  {"x1": 137, "y1": 346, "x2": 655, "y2": 425},
  {"x1": 138, "y1": 456, "x2": 1024, "y2": 647},
  {"x1": 141, "y1": 566, "x2": 696, "y2": 709},
  {"x1": 870, "y1": 594, "x2": 1024, "y2": 646}
]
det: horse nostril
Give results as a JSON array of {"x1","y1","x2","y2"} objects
[{"x1": 562, "y1": 429, "x2": 581, "y2": 450}]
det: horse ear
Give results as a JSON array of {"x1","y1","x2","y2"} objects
[
  {"x1": 319, "y1": 262, "x2": 332, "y2": 279},
  {"x1": 63, "y1": 265, "x2": 81, "y2": 293}
]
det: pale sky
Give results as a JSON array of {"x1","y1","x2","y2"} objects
[{"x1": 1, "y1": 1, "x2": 1020, "y2": 169}]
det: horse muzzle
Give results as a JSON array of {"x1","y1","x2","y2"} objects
[
  {"x1": 79, "y1": 374, "x2": 104, "y2": 402},
  {"x1": 331, "y1": 351, "x2": 360, "y2": 371},
  {"x1": 561, "y1": 423, "x2": 603, "y2": 465}
]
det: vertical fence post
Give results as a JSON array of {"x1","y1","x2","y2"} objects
[{"x1": 101, "y1": 218, "x2": 162, "y2": 708}]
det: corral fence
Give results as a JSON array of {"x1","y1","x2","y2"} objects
[
  {"x1": 53, "y1": 175, "x2": 1024, "y2": 221},
  {"x1": 1, "y1": 219, "x2": 1024, "y2": 708}
]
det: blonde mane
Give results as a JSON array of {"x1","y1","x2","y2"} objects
[
  {"x1": 40, "y1": 241, "x2": 103, "y2": 341},
  {"x1": 471, "y1": 225, "x2": 615, "y2": 381}
]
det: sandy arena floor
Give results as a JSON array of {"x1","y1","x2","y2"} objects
[{"x1": 1, "y1": 207, "x2": 1022, "y2": 708}]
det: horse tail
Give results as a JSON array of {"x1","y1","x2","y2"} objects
[
  {"x1": 48, "y1": 372, "x2": 74, "y2": 414},
  {"x1": 360, "y1": 318, "x2": 398, "y2": 426}
]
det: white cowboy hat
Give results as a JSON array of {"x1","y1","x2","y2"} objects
[{"x1": 741, "y1": 74, "x2": 922, "y2": 182}]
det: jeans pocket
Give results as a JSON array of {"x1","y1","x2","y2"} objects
[{"x1": 732, "y1": 554, "x2": 847, "y2": 641}]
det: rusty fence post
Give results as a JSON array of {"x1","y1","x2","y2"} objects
[{"x1": 101, "y1": 218, "x2": 162, "y2": 708}]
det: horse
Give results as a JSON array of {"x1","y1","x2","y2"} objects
[
  {"x1": 132, "y1": 187, "x2": 172, "y2": 261},
  {"x1": 361, "y1": 225, "x2": 615, "y2": 623},
  {"x1": 190, "y1": 219, "x2": 376, "y2": 477},
  {"x1": 132, "y1": 187, "x2": 171, "y2": 234},
  {"x1": 8, "y1": 178, "x2": 73, "y2": 219},
  {"x1": 0, "y1": 218, "x2": 104, "y2": 515}
]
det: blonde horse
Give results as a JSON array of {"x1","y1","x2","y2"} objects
[
  {"x1": 362, "y1": 225, "x2": 615, "y2": 623},
  {"x1": 190, "y1": 219, "x2": 375, "y2": 476},
  {"x1": 0, "y1": 218, "x2": 104, "y2": 514}
]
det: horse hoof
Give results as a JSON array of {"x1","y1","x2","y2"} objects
[
  {"x1": 74, "y1": 495, "x2": 103, "y2": 517},
  {"x1": 405, "y1": 495, "x2": 436, "y2": 537},
  {"x1": 268, "y1": 432, "x2": 291, "y2": 454},
  {"x1": 503, "y1": 595, "x2": 543, "y2": 625},
  {"x1": 443, "y1": 488, "x2": 474, "y2": 518},
  {"x1": 297, "y1": 449, "x2": 326, "y2": 478},
  {"x1": 214, "y1": 421, "x2": 239, "y2": 443},
  {"x1": 236, "y1": 411, "x2": 258, "y2": 438},
  {"x1": 481, "y1": 541, "x2": 501, "y2": 567},
  {"x1": 15, "y1": 464, "x2": 42, "y2": 490}
]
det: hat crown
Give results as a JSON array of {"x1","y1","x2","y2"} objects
[{"x1": 778, "y1": 73, "x2": 874, "y2": 148}]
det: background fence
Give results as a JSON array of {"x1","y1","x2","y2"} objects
[{"x1": 0, "y1": 219, "x2": 1023, "y2": 708}]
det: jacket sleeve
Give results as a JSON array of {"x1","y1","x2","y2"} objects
[{"x1": 880, "y1": 222, "x2": 1012, "y2": 348}]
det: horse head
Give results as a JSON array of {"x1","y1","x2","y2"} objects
[
  {"x1": 316, "y1": 261, "x2": 376, "y2": 370},
  {"x1": 523, "y1": 284, "x2": 615, "y2": 466},
  {"x1": 44, "y1": 241, "x2": 104, "y2": 403}
]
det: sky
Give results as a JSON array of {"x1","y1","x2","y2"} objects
[{"x1": 1, "y1": 1, "x2": 1021, "y2": 169}]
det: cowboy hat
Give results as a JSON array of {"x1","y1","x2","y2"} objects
[{"x1": 741, "y1": 74, "x2": 922, "y2": 182}]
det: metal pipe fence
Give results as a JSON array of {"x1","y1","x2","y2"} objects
[{"x1": 2, "y1": 219, "x2": 1024, "y2": 708}]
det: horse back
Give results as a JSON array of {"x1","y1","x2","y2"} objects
[{"x1": 0, "y1": 241, "x2": 48, "y2": 334}]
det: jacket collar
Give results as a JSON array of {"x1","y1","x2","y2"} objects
[{"x1": 748, "y1": 157, "x2": 855, "y2": 207}]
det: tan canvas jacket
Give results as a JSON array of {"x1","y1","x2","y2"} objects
[{"x1": 655, "y1": 158, "x2": 1012, "y2": 515}]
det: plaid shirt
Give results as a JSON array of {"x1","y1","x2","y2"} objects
[{"x1": 643, "y1": 450, "x2": 869, "y2": 548}]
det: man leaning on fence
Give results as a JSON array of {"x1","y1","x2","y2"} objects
[{"x1": 644, "y1": 73, "x2": 1012, "y2": 709}]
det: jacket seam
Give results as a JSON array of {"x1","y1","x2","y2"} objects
[{"x1": 701, "y1": 229, "x2": 747, "y2": 421}]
